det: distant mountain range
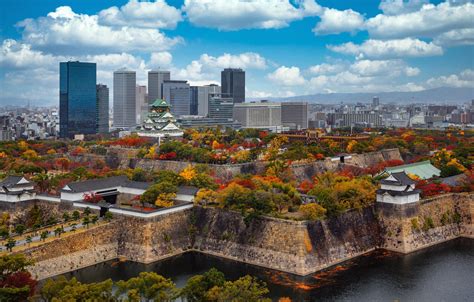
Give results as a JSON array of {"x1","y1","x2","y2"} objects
[{"x1": 248, "y1": 87, "x2": 474, "y2": 105}]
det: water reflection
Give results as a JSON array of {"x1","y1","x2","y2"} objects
[{"x1": 61, "y1": 238, "x2": 474, "y2": 301}]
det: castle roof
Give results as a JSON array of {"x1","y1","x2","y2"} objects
[
  {"x1": 151, "y1": 99, "x2": 171, "y2": 108},
  {"x1": 381, "y1": 160, "x2": 440, "y2": 180},
  {"x1": 380, "y1": 171, "x2": 416, "y2": 186}
]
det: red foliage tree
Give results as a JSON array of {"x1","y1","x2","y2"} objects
[
  {"x1": 416, "y1": 180, "x2": 451, "y2": 197},
  {"x1": 0, "y1": 271, "x2": 37, "y2": 298},
  {"x1": 83, "y1": 192, "x2": 103, "y2": 203}
]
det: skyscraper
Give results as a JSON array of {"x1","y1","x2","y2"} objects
[
  {"x1": 281, "y1": 102, "x2": 308, "y2": 130},
  {"x1": 113, "y1": 69, "x2": 136, "y2": 129},
  {"x1": 59, "y1": 61, "x2": 97, "y2": 138},
  {"x1": 372, "y1": 96, "x2": 380, "y2": 107},
  {"x1": 148, "y1": 70, "x2": 170, "y2": 103},
  {"x1": 221, "y1": 68, "x2": 245, "y2": 103},
  {"x1": 162, "y1": 80, "x2": 191, "y2": 116},
  {"x1": 136, "y1": 85, "x2": 148, "y2": 124},
  {"x1": 96, "y1": 84, "x2": 109, "y2": 134}
]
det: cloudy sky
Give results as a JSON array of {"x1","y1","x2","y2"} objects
[{"x1": 0, "y1": 0, "x2": 473, "y2": 106}]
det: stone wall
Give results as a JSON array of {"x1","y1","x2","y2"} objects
[
  {"x1": 378, "y1": 193, "x2": 473, "y2": 253},
  {"x1": 19, "y1": 192, "x2": 472, "y2": 279}
]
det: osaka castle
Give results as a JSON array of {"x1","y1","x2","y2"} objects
[{"x1": 136, "y1": 99, "x2": 183, "y2": 140}]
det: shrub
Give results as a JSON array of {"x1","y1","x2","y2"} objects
[
  {"x1": 422, "y1": 216, "x2": 435, "y2": 231},
  {"x1": 411, "y1": 218, "x2": 420, "y2": 231},
  {"x1": 300, "y1": 203, "x2": 327, "y2": 221}
]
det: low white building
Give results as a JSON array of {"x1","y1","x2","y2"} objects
[
  {"x1": 0, "y1": 176, "x2": 36, "y2": 202},
  {"x1": 376, "y1": 172, "x2": 420, "y2": 204}
]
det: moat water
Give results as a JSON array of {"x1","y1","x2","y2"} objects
[{"x1": 62, "y1": 238, "x2": 474, "y2": 301}]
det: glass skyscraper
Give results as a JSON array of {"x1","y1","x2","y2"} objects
[
  {"x1": 59, "y1": 61, "x2": 97, "y2": 138},
  {"x1": 221, "y1": 68, "x2": 245, "y2": 104}
]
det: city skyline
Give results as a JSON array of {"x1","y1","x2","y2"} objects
[{"x1": 1, "y1": 0, "x2": 473, "y2": 106}]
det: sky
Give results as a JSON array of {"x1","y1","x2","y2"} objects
[{"x1": 0, "y1": 0, "x2": 473, "y2": 106}]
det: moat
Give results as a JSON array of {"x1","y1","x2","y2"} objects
[{"x1": 61, "y1": 238, "x2": 474, "y2": 301}]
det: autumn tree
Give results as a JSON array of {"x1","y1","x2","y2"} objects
[
  {"x1": 205, "y1": 275, "x2": 270, "y2": 302},
  {"x1": 0, "y1": 254, "x2": 37, "y2": 301},
  {"x1": 300, "y1": 203, "x2": 327, "y2": 221}
]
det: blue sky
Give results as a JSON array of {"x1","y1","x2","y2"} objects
[{"x1": 0, "y1": 0, "x2": 473, "y2": 106}]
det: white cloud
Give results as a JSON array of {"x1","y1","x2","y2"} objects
[
  {"x1": 98, "y1": 0, "x2": 182, "y2": 29},
  {"x1": 426, "y1": 69, "x2": 474, "y2": 88},
  {"x1": 328, "y1": 38, "x2": 443, "y2": 59},
  {"x1": 433, "y1": 28, "x2": 474, "y2": 46},
  {"x1": 16, "y1": 6, "x2": 182, "y2": 54},
  {"x1": 148, "y1": 52, "x2": 173, "y2": 68},
  {"x1": 182, "y1": 0, "x2": 322, "y2": 30},
  {"x1": 313, "y1": 8, "x2": 364, "y2": 35},
  {"x1": 350, "y1": 59, "x2": 420, "y2": 77},
  {"x1": 308, "y1": 62, "x2": 345, "y2": 75},
  {"x1": 247, "y1": 90, "x2": 273, "y2": 98},
  {"x1": 268, "y1": 66, "x2": 306, "y2": 86},
  {"x1": 0, "y1": 39, "x2": 60, "y2": 68},
  {"x1": 378, "y1": 0, "x2": 429, "y2": 15},
  {"x1": 367, "y1": 1, "x2": 474, "y2": 39},
  {"x1": 173, "y1": 52, "x2": 267, "y2": 82}
]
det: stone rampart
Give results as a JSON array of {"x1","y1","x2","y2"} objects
[{"x1": 19, "y1": 192, "x2": 472, "y2": 279}]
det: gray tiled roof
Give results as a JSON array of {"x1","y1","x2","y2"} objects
[
  {"x1": 177, "y1": 186, "x2": 199, "y2": 196},
  {"x1": 0, "y1": 176, "x2": 32, "y2": 188},
  {"x1": 62, "y1": 176, "x2": 151, "y2": 193},
  {"x1": 380, "y1": 172, "x2": 416, "y2": 186}
]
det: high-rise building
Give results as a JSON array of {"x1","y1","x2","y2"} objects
[
  {"x1": 372, "y1": 96, "x2": 380, "y2": 107},
  {"x1": 233, "y1": 101, "x2": 281, "y2": 129},
  {"x1": 148, "y1": 70, "x2": 170, "y2": 103},
  {"x1": 190, "y1": 84, "x2": 221, "y2": 116},
  {"x1": 96, "y1": 84, "x2": 109, "y2": 134},
  {"x1": 221, "y1": 68, "x2": 245, "y2": 103},
  {"x1": 136, "y1": 85, "x2": 148, "y2": 124},
  {"x1": 162, "y1": 80, "x2": 191, "y2": 116},
  {"x1": 59, "y1": 61, "x2": 97, "y2": 138},
  {"x1": 113, "y1": 69, "x2": 136, "y2": 129},
  {"x1": 281, "y1": 102, "x2": 308, "y2": 130},
  {"x1": 209, "y1": 96, "x2": 234, "y2": 119}
]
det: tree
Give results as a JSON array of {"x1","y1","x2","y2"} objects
[
  {"x1": 91, "y1": 215, "x2": 99, "y2": 225},
  {"x1": 0, "y1": 254, "x2": 37, "y2": 301},
  {"x1": 72, "y1": 210, "x2": 80, "y2": 221},
  {"x1": 104, "y1": 211, "x2": 113, "y2": 222},
  {"x1": 40, "y1": 231, "x2": 49, "y2": 242},
  {"x1": 83, "y1": 216, "x2": 90, "y2": 228},
  {"x1": 116, "y1": 272, "x2": 177, "y2": 301},
  {"x1": 206, "y1": 275, "x2": 270, "y2": 302},
  {"x1": 155, "y1": 193, "x2": 176, "y2": 208},
  {"x1": 180, "y1": 165, "x2": 197, "y2": 182},
  {"x1": 140, "y1": 181, "x2": 178, "y2": 206},
  {"x1": 5, "y1": 237, "x2": 16, "y2": 252},
  {"x1": 54, "y1": 227, "x2": 63, "y2": 237},
  {"x1": 25, "y1": 235, "x2": 32, "y2": 246},
  {"x1": 300, "y1": 203, "x2": 327, "y2": 221},
  {"x1": 84, "y1": 207, "x2": 91, "y2": 216},
  {"x1": 62, "y1": 212, "x2": 71, "y2": 223},
  {"x1": 14, "y1": 224, "x2": 25, "y2": 236},
  {"x1": 180, "y1": 268, "x2": 225, "y2": 302},
  {"x1": 71, "y1": 223, "x2": 77, "y2": 232},
  {"x1": 40, "y1": 276, "x2": 113, "y2": 301}
]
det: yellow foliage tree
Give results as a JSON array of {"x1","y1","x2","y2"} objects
[
  {"x1": 447, "y1": 158, "x2": 466, "y2": 172},
  {"x1": 180, "y1": 165, "x2": 197, "y2": 181},
  {"x1": 233, "y1": 150, "x2": 250, "y2": 163},
  {"x1": 18, "y1": 140, "x2": 28, "y2": 150},
  {"x1": 346, "y1": 140, "x2": 358, "y2": 153},
  {"x1": 145, "y1": 145, "x2": 156, "y2": 159},
  {"x1": 47, "y1": 149, "x2": 57, "y2": 155},
  {"x1": 155, "y1": 193, "x2": 176, "y2": 208},
  {"x1": 22, "y1": 149, "x2": 39, "y2": 160},
  {"x1": 0, "y1": 152, "x2": 6, "y2": 158},
  {"x1": 300, "y1": 203, "x2": 327, "y2": 221},
  {"x1": 194, "y1": 188, "x2": 219, "y2": 205}
]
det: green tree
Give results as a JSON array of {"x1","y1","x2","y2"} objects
[
  {"x1": 206, "y1": 275, "x2": 270, "y2": 302},
  {"x1": 83, "y1": 216, "x2": 90, "y2": 228},
  {"x1": 62, "y1": 212, "x2": 71, "y2": 223},
  {"x1": 54, "y1": 227, "x2": 63, "y2": 237},
  {"x1": 91, "y1": 215, "x2": 99, "y2": 225},
  {"x1": 140, "y1": 181, "x2": 178, "y2": 206},
  {"x1": 40, "y1": 231, "x2": 49, "y2": 242},
  {"x1": 104, "y1": 211, "x2": 113, "y2": 222},
  {"x1": 84, "y1": 207, "x2": 91, "y2": 216},
  {"x1": 180, "y1": 268, "x2": 225, "y2": 302},
  {"x1": 72, "y1": 210, "x2": 80, "y2": 221},
  {"x1": 116, "y1": 271, "x2": 177, "y2": 301},
  {"x1": 14, "y1": 224, "x2": 25, "y2": 235},
  {"x1": 5, "y1": 237, "x2": 16, "y2": 252},
  {"x1": 25, "y1": 235, "x2": 32, "y2": 246},
  {"x1": 40, "y1": 276, "x2": 114, "y2": 301}
]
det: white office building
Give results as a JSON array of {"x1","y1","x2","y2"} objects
[{"x1": 233, "y1": 101, "x2": 282, "y2": 130}]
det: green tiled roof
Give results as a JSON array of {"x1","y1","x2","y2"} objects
[
  {"x1": 384, "y1": 160, "x2": 440, "y2": 180},
  {"x1": 151, "y1": 99, "x2": 171, "y2": 108}
]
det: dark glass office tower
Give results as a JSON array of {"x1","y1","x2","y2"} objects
[
  {"x1": 221, "y1": 68, "x2": 245, "y2": 103},
  {"x1": 59, "y1": 61, "x2": 97, "y2": 138}
]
